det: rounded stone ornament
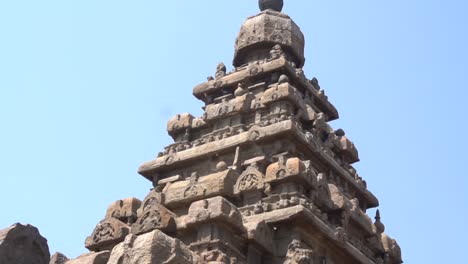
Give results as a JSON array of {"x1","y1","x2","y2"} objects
[
  {"x1": 216, "y1": 161, "x2": 228, "y2": 171},
  {"x1": 259, "y1": 0, "x2": 283, "y2": 12}
]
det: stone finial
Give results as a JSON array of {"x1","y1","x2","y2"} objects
[
  {"x1": 278, "y1": 74, "x2": 289, "y2": 84},
  {"x1": 234, "y1": 83, "x2": 247, "y2": 97},
  {"x1": 374, "y1": 209, "x2": 386, "y2": 234},
  {"x1": 215, "y1": 62, "x2": 226, "y2": 79},
  {"x1": 259, "y1": 0, "x2": 284, "y2": 12}
]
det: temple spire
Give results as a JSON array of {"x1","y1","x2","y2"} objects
[{"x1": 259, "y1": 0, "x2": 284, "y2": 12}]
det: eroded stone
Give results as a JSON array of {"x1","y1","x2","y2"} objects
[{"x1": 0, "y1": 223, "x2": 50, "y2": 264}]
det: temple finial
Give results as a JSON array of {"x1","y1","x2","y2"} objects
[
  {"x1": 259, "y1": 0, "x2": 284, "y2": 12},
  {"x1": 374, "y1": 210, "x2": 385, "y2": 234}
]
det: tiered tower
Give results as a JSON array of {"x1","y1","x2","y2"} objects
[{"x1": 78, "y1": 1, "x2": 403, "y2": 263}]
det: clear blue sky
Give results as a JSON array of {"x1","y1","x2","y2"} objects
[{"x1": 0, "y1": 0, "x2": 466, "y2": 263}]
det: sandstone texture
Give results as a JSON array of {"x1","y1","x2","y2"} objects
[{"x1": 0, "y1": 224, "x2": 50, "y2": 264}]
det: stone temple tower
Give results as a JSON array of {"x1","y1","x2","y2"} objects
[{"x1": 74, "y1": 1, "x2": 404, "y2": 263}]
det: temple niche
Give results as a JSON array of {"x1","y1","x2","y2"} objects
[{"x1": 45, "y1": 0, "x2": 403, "y2": 263}]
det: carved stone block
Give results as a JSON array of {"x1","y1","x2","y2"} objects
[
  {"x1": 234, "y1": 11, "x2": 305, "y2": 67},
  {"x1": 204, "y1": 94, "x2": 254, "y2": 121},
  {"x1": 328, "y1": 183, "x2": 350, "y2": 210},
  {"x1": 381, "y1": 234, "x2": 403, "y2": 264},
  {"x1": 65, "y1": 251, "x2": 110, "y2": 264},
  {"x1": 234, "y1": 165, "x2": 266, "y2": 195},
  {"x1": 0, "y1": 223, "x2": 50, "y2": 264},
  {"x1": 186, "y1": 196, "x2": 244, "y2": 232},
  {"x1": 131, "y1": 199, "x2": 176, "y2": 235},
  {"x1": 105, "y1": 197, "x2": 142, "y2": 224},
  {"x1": 262, "y1": 83, "x2": 318, "y2": 122},
  {"x1": 107, "y1": 231, "x2": 201, "y2": 264},
  {"x1": 335, "y1": 136, "x2": 359, "y2": 164},
  {"x1": 283, "y1": 239, "x2": 314, "y2": 264},
  {"x1": 164, "y1": 169, "x2": 238, "y2": 208},
  {"x1": 265, "y1": 158, "x2": 316, "y2": 188},
  {"x1": 244, "y1": 221, "x2": 274, "y2": 252},
  {"x1": 262, "y1": 83, "x2": 299, "y2": 106},
  {"x1": 167, "y1": 113, "x2": 194, "y2": 137},
  {"x1": 85, "y1": 218, "x2": 130, "y2": 252},
  {"x1": 191, "y1": 117, "x2": 207, "y2": 129}
]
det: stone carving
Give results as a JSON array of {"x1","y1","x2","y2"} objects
[
  {"x1": 107, "y1": 230, "x2": 201, "y2": 264},
  {"x1": 283, "y1": 239, "x2": 314, "y2": 264},
  {"x1": 244, "y1": 221, "x2": 274, "y2": 251},
  {"x1": 0, "y1": 224, "x2": 50, "y2": 264},
  {"x1": 270, "y1": 44, "x2": 284, "y2": 59},
  {"x1": 167, "y1": 113, "x2": 194, "y2": 140},
  {"x1": 234, "y1": 5, "x2": 305, "y2": 67},
  {"x1": 235, "y1": 164, "x2": 265, "y2": 194},
  {"x1": 265, "y1": 157, "x2": 317, "y2": 190},
  {"x1": 13, "y1": 1, "x2": 401, "y2": 264},
  {"x1": 334, "y1": 227, "x2": 348, "y2": 245},
  {"x1": 249, "y1": 64, "x2": 263, "y2": 76},
  {"x1": 204, "y1": 93, "x2": 254, "y2": 121},
  {"x1": 131, "y1": 191, "x2": 176, "y2": 235},
  {"x1": 105, "y1": 197, "x2": 142, "y2": 225},
  {"x1": 186, "y1": 196, "x2": 243, "y2": 231},
  {"x1": 163, "y1": 169, "x2": 237, "y2": 208},
  {"x1": 215, "y1": 62, "x2": 227, "y2": 79},
  {"x1": 85, "y1": 218, "x2": 130, "y2": 252}
]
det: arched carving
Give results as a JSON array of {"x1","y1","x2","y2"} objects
[{"x1": 235, "y1": 165, "x2": 265, "y2": 194}]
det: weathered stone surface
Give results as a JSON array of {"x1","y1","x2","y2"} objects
[
  {"x1": 131, "y1": 192, "x2": 176, "y2": 235},
  {"x1": 163, "y1": 169, "x2": 238, "y2": 208},
  {"x1": 186, "y1": 196, "x2": 243, "y2": 232},
  {"x1": 167, "y1": 113, "x2": 194, "y2": 139},
  {"x1": 234, "y1": 9, "x2": 305, "y2": 68},
  {"x1": 283, "y1": 239, "x2": 314, "y2": 264},
  {"x1": 107, "y1": 231, "x2": 201, "y2": 264},
  {"x1": 65, "y1": 251, "x2": 110, "y2": 264},
  {"x1": 85, "y1": 218, "x2": 130, "y2": 252},
  {"x1": 50, "y1": 252, "x2": 68, "y2": 264},
  {"x1": 0, "y1": 223, "x2": 50, "y2": 264},
  {"x1": 334, "y1": 134, "x2": 360, "y2": 164},
  {"x1": 265, "y1": 157, "x2": 317, "y2": 188},
  {"x1": 234, "y1": 164, "x2": 266, "y2": 195},
  {"x1": 381, "y1": 233, "x2": 403, "y2": 264},
  {"x1": 68, "y1": 1, "x2": 403, "y2": 264},
  {"x1": 244, "y1": 221, "x2": 274, "y2": 252},
  {"x1": 204, "y1": 93, "x2": 255, "y2": 121},
  {"x1": 262, "y1": 83, "x2": 316, "y2": 122},
  {"x1": 105, "y1": 197, "x2": 142, "y2": 224}
]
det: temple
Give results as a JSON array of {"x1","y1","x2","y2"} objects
[{"x1": 0, "y1": 1, "x2": 403, "y2": 263}]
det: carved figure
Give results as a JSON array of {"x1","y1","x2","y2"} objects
[
  {"x1": 215, "y1": 62, "x2": 227, "y2": 79},
  {"x1": 283, "y1": 239, "x2": 314, "y2": 264},
  {"x1": 270, "y1": 44, "x2": 284, "y2": 59}
]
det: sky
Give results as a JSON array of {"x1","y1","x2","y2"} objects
[{"x1": 0, "y1": 0, "x2": 467, "y2": 263}]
